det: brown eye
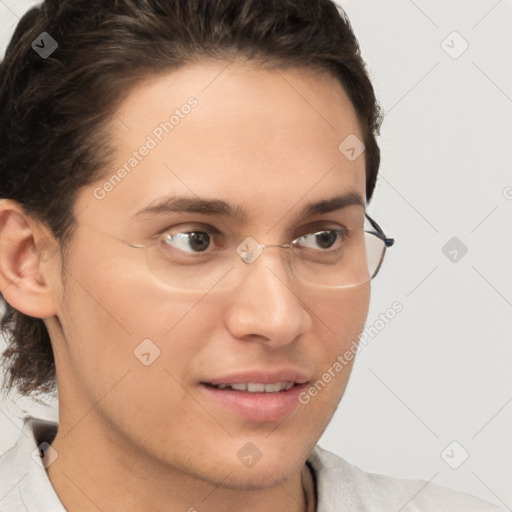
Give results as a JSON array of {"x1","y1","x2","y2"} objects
[
  {"x1": 314, "y1": 231, "x2": 338, "y2": 249},
  {"x1": 294, "y1": 229, "x2": 347, "y2": 251},
  {"x1": 163, "y1": 231, "x2": 211, "y2": 253}
]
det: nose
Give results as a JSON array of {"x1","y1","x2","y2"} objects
[{"x1": 223, "y1": 250, "x2": 312, "y2": 345}]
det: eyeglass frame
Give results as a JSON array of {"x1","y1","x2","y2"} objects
[{"x1": 116, "y1": 212, "x2": 395, "y2": 290}]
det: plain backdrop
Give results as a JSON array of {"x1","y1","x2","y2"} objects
[{"x1": 1, "y1": 0, "x2": 511, "y2": 509}]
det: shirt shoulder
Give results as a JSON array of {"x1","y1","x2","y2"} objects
[
  {"x1": 0, "y1": 416, "x2": 64, "y2": 512},
  {"x1": 307, "y1": 445, "x2": 505, "y2": 512},
  {"x1": 0, "y1": 442, "x2": 23, "y2": 509}
]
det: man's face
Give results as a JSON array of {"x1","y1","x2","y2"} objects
[{"x1": 47, "y1": 60, "x2": 370, "y2": 488}]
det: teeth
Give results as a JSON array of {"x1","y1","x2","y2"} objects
[
  {"x1": 231, "y1": 383, "x2": 250, "y2": 391},
  {"x1": 247, "y1": 383, "x2": 265, "y2": 392},
  {"x1": 213, "y1": 382, "x2": 295, "y2": 393}
]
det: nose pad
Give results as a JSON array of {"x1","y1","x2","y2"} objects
[
  {"x1": 232, "y1": 236, "x2": 293, "y2": 292},
  {"x1": 235, "y1": 236, "x2": 264, "y2": 264},
  {"x1": 234, "y1": 236, "x2": 294, "y2": 285}
]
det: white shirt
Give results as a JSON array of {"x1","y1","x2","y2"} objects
[{"x1": 0, "y1": 416, "x2": 504, "y2": 511}]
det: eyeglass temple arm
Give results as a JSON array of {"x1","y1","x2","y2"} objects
[{"x1": 365, "y1": 213, "x2": 395, "y2": 247}]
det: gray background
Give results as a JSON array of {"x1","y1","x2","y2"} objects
[{"x1": 1, "y1": 0, "x2": 511, "y2": 508}]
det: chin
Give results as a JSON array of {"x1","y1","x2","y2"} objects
[
  {"x1": 181, "y1": 446, "x2": 305, "y2": 491},
  {"x1": 210, "y1": 461, "x2": 300, "y2": 491}
]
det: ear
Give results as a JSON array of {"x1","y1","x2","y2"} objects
[{"x1": 0, "y1": 199, "x2": 60, "y2": 318}]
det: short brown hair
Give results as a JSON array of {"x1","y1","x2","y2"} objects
[{"x1": 0, "y1": 0, "x2": 383, "y2": 399}]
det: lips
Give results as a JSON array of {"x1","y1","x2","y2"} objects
[
  {"x1": 199, "y1": 382, "x2": 309, "y2": 422},
  {"x1": 199, "y1": 369, "x2": 311, "y2": 422}
]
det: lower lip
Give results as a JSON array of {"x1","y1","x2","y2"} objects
[{"x1": 199, "y1": 383, "x2": 308, "y2": 422}]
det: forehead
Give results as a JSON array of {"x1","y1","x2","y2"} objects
[{"x1": 77, "y1": 60, "x2": 366, "y2": 228}]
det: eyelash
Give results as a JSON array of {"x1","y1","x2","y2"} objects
[
  {"x1": 155, "y1": 222, "x2": 349, "y2": 246},
  {"x1": 154, "y1": 223, "x2": 222, "y2": 241}
]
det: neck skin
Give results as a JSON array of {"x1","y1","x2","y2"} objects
[{"x1": 45, "y1": 410, "x2": 316, "y2": 512}]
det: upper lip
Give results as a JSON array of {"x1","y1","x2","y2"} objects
[{"x1": 202, "y1": 369, "x2": 310, "y2": 386}]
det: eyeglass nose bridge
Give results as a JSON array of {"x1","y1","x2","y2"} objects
[{"x1": 235, "y1": 236, "x2": 295, "y2": 265}]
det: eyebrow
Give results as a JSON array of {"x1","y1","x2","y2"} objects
[{"x1": 133, "y1": 191, "x2": 365, "y2": 222}]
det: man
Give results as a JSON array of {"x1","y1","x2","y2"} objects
[{"x1": 0, "y1": 0, "x2": 503, "y2": 510}]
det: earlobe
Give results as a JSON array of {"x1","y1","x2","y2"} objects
[{"x1": 0, "y1": 199, "x2": 59, "y2": 319}]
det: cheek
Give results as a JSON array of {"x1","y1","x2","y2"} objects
[
  {"x1": 303, "y1": 284, "x2": 370, "y2": 401},
  {"x1": 312, "y1": 282, "x2": 371, "y2": 348},
  {"x1": 57, "y1": 251, "x2": 218, "y2": 404}
]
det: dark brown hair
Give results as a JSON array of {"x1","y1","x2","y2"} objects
[{"x1": 0, "y1": 0, "x2": 383, "y2": 399}]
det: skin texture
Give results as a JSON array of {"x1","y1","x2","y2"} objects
[{"x1": 0, "y1": 60, "x2": 371, "y2": 511}]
